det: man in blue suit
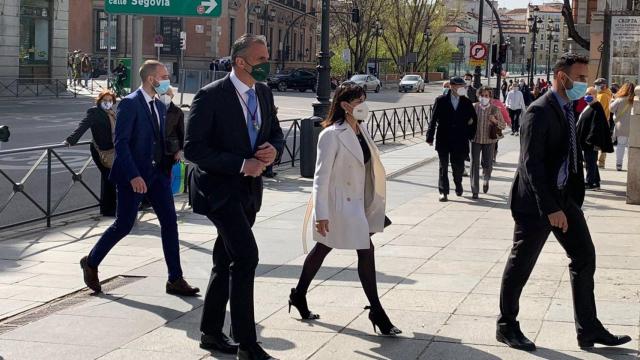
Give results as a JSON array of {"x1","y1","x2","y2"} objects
[{"x1": 80, "y1": 60, "x2": 199, "y2": 297}]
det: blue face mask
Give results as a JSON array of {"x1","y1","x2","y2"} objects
[
  {"x1": 562, "y1": 73, "x2": 588, "y2": 101},
  {"x1": 153, "y1": 79, "x2": 171, "y2": 95},
  {"x1": 584, "y1": 95, "x2": 594, "y2": 103}
]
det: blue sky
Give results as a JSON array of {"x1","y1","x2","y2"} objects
[{"x1": 497, "y1": 0, "x2": 533, "y2": 9}]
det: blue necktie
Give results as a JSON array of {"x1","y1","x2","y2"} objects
[
  {"x1": 564, "y1": 102, "x2": 578, "y2": 174},
  {"x1": 246, "y1": 89, "x2": 258, "y2": 149}
]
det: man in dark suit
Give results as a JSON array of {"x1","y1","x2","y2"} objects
[
  {"x1": 184, "y1": 34, "x2": 284, "y2": 360},
  {"x1": 497, "y1": 53, "x2": 631, "y2": 351},
  {"x1": 427, "y1": 76, "x2": 477, "y2": 202},
  {"x1": 79, "y1": 60, "x2": 199, "y2": 297},
  {"x1": 464, "y1": 72, "x2": 478, "y2": 103}
]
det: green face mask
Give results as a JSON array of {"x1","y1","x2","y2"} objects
[{"x1": 243, "y1": 59, "x2": 270, "y2": 82}]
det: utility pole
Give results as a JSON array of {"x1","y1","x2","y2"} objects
[
  {"x1": 131, "y1": 16, "x2": 143, "y2": 90},
  {"x1": 473, "y1": 0, "x2": 484, "y2": 89},
  {"x1": 312, "y1": 0, "x2": 331, "y2": 118}
]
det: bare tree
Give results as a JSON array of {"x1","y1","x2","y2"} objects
[
  {"x1": 382, "y1": 0, "x2": 462, "y2": 73},
  {"x1": 330, "y1": 0, "x2": 388, "y2": 73}
]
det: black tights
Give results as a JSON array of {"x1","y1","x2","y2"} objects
[{"x1": 295, "y1": 240, "x2": 383, "y2": 311}]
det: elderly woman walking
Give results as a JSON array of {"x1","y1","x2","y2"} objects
[{"x1": 470, "y1": 86, "x2": 506, "y2": 199}]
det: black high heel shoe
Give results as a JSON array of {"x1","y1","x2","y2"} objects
[
  {"x1": 288, "y1": 288, "x2": 320, "y2": 320},
  {"x1": 365, "y1": 306, "x2": 402, "y2": 336}
]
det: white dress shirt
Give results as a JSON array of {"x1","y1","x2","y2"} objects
[
  {"x1": 139, "y1": 87, "x2": 161, "y2": 128},
  {"x1": 230, "y1": 70, "x2": 263, "y2": 174},
  {"x1": 505, "y1": 89, "x2": 526, "y2": 111}
]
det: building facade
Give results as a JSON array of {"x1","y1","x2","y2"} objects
[
  {"x1": 67, "y1": 0, "x2": 318, "y2": 78},
  {"x1": 0, "y1": 0, "x2": 69, "y2": 79},
  {"x1": 527, "y1": 3, "x2": 566, "y2": 76}
]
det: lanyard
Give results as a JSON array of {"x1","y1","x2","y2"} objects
[{"x1": 235, "y1": 88, "x2": 260, "y2": 131}]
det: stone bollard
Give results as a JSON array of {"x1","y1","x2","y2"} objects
[{"x1": 627, "y1": 85, "x2": 640, "y2": 204}]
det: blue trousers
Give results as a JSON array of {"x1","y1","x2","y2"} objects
[{"x1": 88, "y1": 170, "x2": 183, "y2": 282}]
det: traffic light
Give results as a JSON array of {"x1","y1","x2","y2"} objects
[
  {"x1": 0, "y1": 125, "x2": 10, "y2": 142},
  {"x1": 179, "y1": 31, "x2": 187, "y2": 51},
  {"x1": 499, "y1": 44, "x2": 508, "y2": 63},
  {"x1": 491, "y1": 44, "x2": 498, "y2": 64},
  {"x1": 351, "y1": 8, "x2": 360, "y2": 23}
]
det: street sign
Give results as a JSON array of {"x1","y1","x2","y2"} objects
[
  {"x1": 105, "y1": 0, "x2": 222, "y2": 18},
  {"x1": 469, "y1": 42, "x2": 487, "y2": 67},
  {"x1": 154, "y1": 34, "x2": 164, "y2": 48},
  {"x1": 470, "y1": 42, "x2": 487, "y2": 60}
]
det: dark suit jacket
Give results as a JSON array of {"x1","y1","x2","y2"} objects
[
  {"x1": 509, "y1": 91, "x2": 585, "y2": 217},
  {"x1": 426, "y1": 92, "x2": 477, "y2": 154},
  {"x1": 576, "y1": 101, "x2": 614, "y2": 153},
  {"x1": 184, "y1": 75, "x2": 285, "y2": 215},
  {"x1": 165, "y1": 102, "x2": 185, "y2": 154},
  {"x1": 66, "y1": 107, "x2": 114, "y2": 151},
  {"x1": 109, "y1": 88, "x2": 167, "y2": 184}
]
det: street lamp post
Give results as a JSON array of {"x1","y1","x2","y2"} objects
[
  {"x1": 521, "y1": 43, "x2": 525, "y2": 75},
  {"x1": 312, "y1": 0, "x2": 331, "y2": 118},
  {"x1": 424, "y1": 26, "x2": 432, "y2": 83},
  {"x1": 504, "y1": 39, "x2": 511, "y2": 74},
  {"x1": 473, "y1": 0, "x2": 484, "y2": 89},
  {"x1": 527, "y1": 6, "x2": 543, "y2": 86},
  {"x1": 545, "y1": 19, "x2": 555, "y2": 83},
  {"x1": 457, "y1": 38, "x2": 466, "y2": 77},
  {"x1": 373, "y1": 19, "x2": 383, "y2": 78}
]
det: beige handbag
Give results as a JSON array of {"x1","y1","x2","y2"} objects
[{"x1": 94, "y1": 143, "x2": 114, "y2": 168}]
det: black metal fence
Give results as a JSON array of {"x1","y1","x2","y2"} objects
[
  {"x1": 0, "y1": 141, "x2": 100, "y2": 231},
  {"x1": 0, "y1": 103, "x2": 432, "y2": 231},
  {"x1": 0, "y1": 78, "x2": 110, "y2": 98}
]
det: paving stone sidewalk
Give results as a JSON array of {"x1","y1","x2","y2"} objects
[{"x1": 0, "y1": 135, "x2": 638, "y2": 360}]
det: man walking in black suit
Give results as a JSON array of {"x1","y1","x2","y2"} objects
[
  {"x1": 427, "y1": 76, "x2": 477, "y2": 202},
  {"x1": 184, "y1": 34, "x2": 284, "y2": 360},
  {"x1": 497, "y1": 53, "x2": 631, "y2": 351}
]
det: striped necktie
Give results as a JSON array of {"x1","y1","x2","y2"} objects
[{"x1": 563, "y1": 102, "x2": 578, "y2": 174}]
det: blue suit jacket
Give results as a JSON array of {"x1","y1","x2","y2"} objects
[{"x1": 110, "y1": 88, "x2": 167, "y2": 184}]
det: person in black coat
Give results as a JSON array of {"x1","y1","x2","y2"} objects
[
  {"x1": 577, "y1": 87, "x2": 614, "y2": 190},
  {"x1": 184, "y1": 34, "x2": 285, "y2": 360},
  {"x1": 64, "y1": 90, "x2": 117, "y2": 216},
  {"x1": 427, "y1": 76, "x2": 477, "y2": 202},
  {"x1": 497, "y1": 53, "x2": 630, "y2": 351},
  {"x1": 158, "y1": 87, "x2": 184, "y2": 174},
  {"x1": 464, "y1": 72, "x2": 478, "y2": 103}
]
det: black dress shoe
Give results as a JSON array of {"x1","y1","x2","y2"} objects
[
  {"x1": 166, "y1": 277, "x2": 200, "y2": 296},
  {"x1": 455, "y1": 188, "x2": 463, "y2": 197},
  {"x1": 80, "y1": 256, "x2": 101, "y2": 293},
  {"x1": 578, "y1": 329, "x2": 632, "y2": 348},
  {"x1": 237, "y1": 343, "x2": 276, "y2": 360},
  {"x1": 496, "y1": 324, "x2": 536, "y2": 351},
  {"x1": 439, "y1": 194, "x2": 448, "y2": 202},
  {"x1": 200, "y1": 332, "x2": 239, "y2": 354}
]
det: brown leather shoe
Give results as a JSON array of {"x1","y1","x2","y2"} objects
[
  {"x1": 80, "y1": 256, "x2": 101, "y2": 293},
  {"x1": 166, "y1": 277, "x2": 200, "y2": 296}
]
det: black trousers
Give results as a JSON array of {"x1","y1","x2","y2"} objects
[
  {"x1": 583, "y1": 149, "x2": 600, "y2": 187},
  {"x1": 508, "y1": 109, "x2": 522, "y2": 133},
  {"x1": 89, "y1": 145, "x2": 116, "y2": 216},
  {"x1": 438, "y1": 149, "x2": 466, "y2": 195},
  {"x1": 202, "y1": 199, "x2": 259, "y2": 346},
  {"x1": 498, "y1": 194, "x2": 600, "y2": 337}
]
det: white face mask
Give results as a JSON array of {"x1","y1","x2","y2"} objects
[
  {"x1": 479, "y1": 97, "x2": 491, "y2": 106},
  {"x1": 352, "y1": 102, "x2": 370, "y2": 121},
  {"x1": 159, "y1": 94, "x2": 172, "y2": 106},
  {"x1": 456, "y1": 87, "x2": 467, "y2": 97},
  {"x1": 100, "y1": 101, "x2": 113, "y2": 111},
  {"x1": 595, "y1": 85, "x2": 603, "y2": 92}
]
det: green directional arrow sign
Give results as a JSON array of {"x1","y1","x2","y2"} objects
[{"x1": 105, "y1": 0, "x2": 222, "y2": 18}]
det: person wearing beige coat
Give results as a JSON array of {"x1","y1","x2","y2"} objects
[{"x1": 289, "y1": 82, "x2": 401, "y2": 336}]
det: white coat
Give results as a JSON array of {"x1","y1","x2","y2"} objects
[{"x1": 311, "y1": 121, "x2": 386, "y2": 250}]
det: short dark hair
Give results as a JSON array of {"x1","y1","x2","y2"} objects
[
  {"x1": 464, "y1": 72, "x2": 473, "y2": 78},
  {"x1": 552, "y1": 53, "x2": 589, "y2": 75}
]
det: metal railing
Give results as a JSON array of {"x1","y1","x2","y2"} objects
[
  {"x1": 0, "y1": 141, "x2": 100, "y2": 231},
  {"x1": 0, "y1": 78, "x2": 109, "y2": 98},
  {"x1": 0, "y1": 103, "x2": 432, "y2": 231}
]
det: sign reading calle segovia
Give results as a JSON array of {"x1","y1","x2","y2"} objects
[{"x1": 105, "y1": 0, "x2": 222, "y2": 18}]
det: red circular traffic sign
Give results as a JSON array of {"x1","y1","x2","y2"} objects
[{"x1": 470, "y1": 43, "x2": 488, "y2": 60}]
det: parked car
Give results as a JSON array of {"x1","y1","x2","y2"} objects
[
  {"x1": 399, "y1": 75, "x2": 425, "y2": 92},
  {"x1": 267, "y1": 68, "x2": 317, "y2": 92},
  {"x1": 349, "y1": 74, "x2": 381, "y2": 93}
]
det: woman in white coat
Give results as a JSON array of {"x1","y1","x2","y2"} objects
[{"x1": 289, "y1": 83, "x2": 401, "y2": 336}]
